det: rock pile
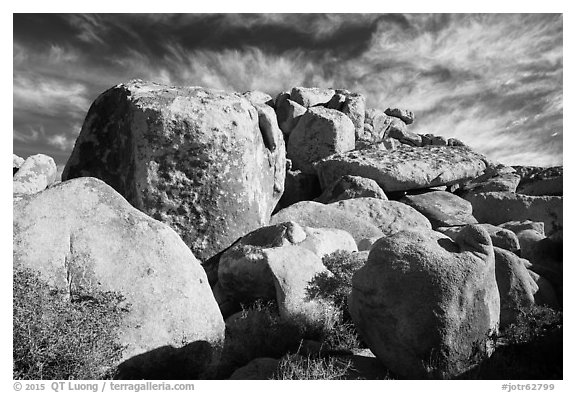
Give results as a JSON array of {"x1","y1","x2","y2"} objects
[{"x1": 13, "y1": 81, "x2": 562, "y2": 380}]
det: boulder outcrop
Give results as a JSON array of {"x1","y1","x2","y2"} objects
[
  {"x1": 13, "y1": 177, "x2": 225, "y2": 364},
  {"x1": 349, "y1": 225, "x2": 500, "y2": 378},
  {"x1": 315, "y1": 145, "x2": 487, "y2": 193},
  {"x1": 62, "y1": 80, "x2": 285, "y2": 260}
]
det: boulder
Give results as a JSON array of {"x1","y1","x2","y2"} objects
[
  {"x1": 447, "y1": 138, "x2": 466, "y2": 147},
  {"x1": 13, "y1": 177, "x2": 225, "y2": 365},
  {"x1": 290, "y1": 87, "x2": 335, "y2": 107},
  {"x1": 437, "y1": 223, "x2": 520, "y2": 253},
  {"x1": 271, "y1": 201, "x2": 384, "y2": 245},
  {"x1": 419, "y1": 133, "x2": 433, "y2": 146},
  {"x1": 349, "y1": 225, "x2": 500, "y2": 378},
  {"x1": 384, "y1": 107, "x2": 414, "y2": 125},
  {"x1": 315, "y1": 145, "x2": 487, "y2": 193},
  {"x1": 357, "y1": 123, "x2": 378, "y2": 145},
  {"x1": 287, "y1": 106, "x2": 355, "y2": 174},
  {"x1": 326, "y1": 89, "x2": 366, "y2": 141},
  {"x1": 13, "y1": 154, "x2": 57, "y2": 195},
  {"x1": 464, "y1": 192, "x2": 562, "y2": 236},
  {"x1": 364, "y1": 108, "x2": 392, "y2": 141},
  {"x1": 217, "y1": 221, "x2": 347, "y2": 321},
  {"x1": 242, "y1": 90, "x2": 274, "y2": 106},
  {"x1": 498, "y1": 220, "x2": 546, "y2": 258},
  {"x1": 275, "y1": 98, "x2": 307, "y2": 136},
  {"x1": 13, "y1": 153, "x2": 24, "y2": 175},
  {"x1": 276, "y1": 169, "x2": 321, "y2": 210},
  {"x1": 514, "y1": 166, "x2": 562, "y2": 196},
  {"x1": 315, "y1": 175, "x2": 387, "y2": 204},
  {"x1": 493, "y1": 247, "x2": 538, "y2": 328},
  {"x1": 527, "y1": 271, "x2": 559, "y2": 309},
  {"x1": 387, "y1": 118, "x2": 421, "y2": 146},
  {"x1": 330, "y1": 197, "x2": 432, "y2": 236},
  {"x1": 401, "y1": 191, "x2": 477, "y2": 228},
  {"x1": 229, "y1": 357, "x2": 279, "y2": 380},
  {"x1": 62, "y1": 80, "x2": 285, "y2": 260},
  {"x1": 458, "y1": 164, "x2": 520, "y2": 194}
]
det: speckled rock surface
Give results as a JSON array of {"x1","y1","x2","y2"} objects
[
  {"x1": 271, "y1": 201, "x2": 384, "y2": 245},
  {"x1": 62, "y1": 80, "x2": 285, "y2": 260},
  {"x1": 13, "y1": 177, "x2": 225, "y2": 363},
  {"x1": 465, "y1": 192, "x2": 562, "y2": 236},
  {"x1": 315, "y1": 145, "x2": 487, "y2": 193},
  {"x1": 13, "y1": 154, "x2": 57, "y2": 195},
  {"x1": 514, "y1": 166, "x2": 562, "y2": 196},
  {"x1": 325, "y1": 89, "x2": 366, "y2": 141},
  {"x1": 384, "y1": 107, "x2": 414, "y2": 124},
  {"x1": 438, "y1": 223, "x2": 520, "y2": 253},
  {"x1": 287, "y1": 106, "x2": 355, "y2": 174},
  {"x1": 330, "y1": 197, "x2": 432, "y2": 236},
  {"x1": 349, "y1": 225, "x2": 499, "y2": 379},
  {"x1": 315, "y1": 175, "x2": 387, "y2": 203},
  {"x1": 290, "y1": 86, "x2": 335, "y2": 107},
  {"x1": 13, "y1": 154, "x2": 25, "y2": 175},
  {"x1": 401, "y1": 191, "x2": 477, "y2": 228}
]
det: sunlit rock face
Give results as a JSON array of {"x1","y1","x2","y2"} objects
[{"x1": 63, "y1": 80, "x2": 286, "y2": 260}]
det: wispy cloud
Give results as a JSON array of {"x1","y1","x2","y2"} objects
[{"x1": 13, "y1": 13, "x2": 562, "y2": 167}]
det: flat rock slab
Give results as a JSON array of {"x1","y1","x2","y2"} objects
[
  {"x1": 401, "y1": 190, "x2": 477, "y2": 228},
  {"x1": 315, "y1": 145, "x2": 487, "y2": 192},
  {"x1": 271, "y1": 201, "x2": 384, "y2": 245},
  {"x1": 329, "y1": 197, "x2": 432, "y2": 236},
  {"x1": 465, "y1": 192, "x2": 562, "y2": 236}
]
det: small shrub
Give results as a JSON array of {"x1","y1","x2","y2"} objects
[
  {"x1": 458, "y1": 305, "x2": 563, "y2": 379},
  {"x1": 307, "y1": 250, "x2": 362, "y2": 312},
  {"x1": 305, "y1": 250, "x2": 363, "y2": 351},
  {"x1": 273, "y1": 353, "x2": 352, "y2": 380},
  {"x1": 13, "y1": 267, "x2": 127, "y2": 380},
  {"x1": 499, "y1": 305, "x2": 562, "y2": 345},
  {"x1": 219, "y1": 300, "x2": 304, "y2": 376}
]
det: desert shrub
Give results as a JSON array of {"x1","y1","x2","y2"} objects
[
  {"x1": 305, "y1": 250, "x2": 363, "y2": 351},
  {"x1": 273, "y1": 353, "x2": 352, "y2": 380},
  {"x1": 307, "y1": 250, "x2": 363, "y2": 312},
  {"x1": 13, "y1": 267, "x2": 127, "y2": 380},
  {"x1": 218, "y1": 300, "x2": 304, "y2": 376},
  {"x1": 499, "y1": 305, "x2": 562, "y2": 345},
  {"x1": 458, "y1": 305, "x2": 562, "y2": 379}
]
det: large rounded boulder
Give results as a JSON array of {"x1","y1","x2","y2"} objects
[
  {"x1": 13, "y1": 177, "x2": 225, "y2": 369},
  {"x1": 348, "y1": 225, "x2": 500, "y2": 379},
  {"x1": 62, "y1": 80, "x2": 285, "y2": 260}
]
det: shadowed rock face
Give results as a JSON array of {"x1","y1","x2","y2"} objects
[
  {"x1": 315, "y1": 145, "x2": 487, "y2": 193},
  {"x1": 349, "y1": 225, "x2": 500, "y2": 379},
  {"x1": 13, "y1": 177, "x2": 225, "y2": 363},
  {"x1": 62, "y1": 80, "x2": 285, "y2": 260}
]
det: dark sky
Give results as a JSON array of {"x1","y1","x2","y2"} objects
[{"x1": 13, "y1": 13, "x2": 563, "y2": 166}]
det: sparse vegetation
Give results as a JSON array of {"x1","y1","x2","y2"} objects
[
  {"x1": 306, "y1": 250, "x2": 363, "y2": 351},
  {"x1": 13, "y1": 267, "x2": 127, "y2": 380},
  {"x1": 458, "y1": 305, "x2": 562, "y2": 379},
  {"x1": 273, "y1": 353, "x2": 352, "y2": 380},
  {"x1": 307, "y1": 250, "x2": 363, "y2": 312}
]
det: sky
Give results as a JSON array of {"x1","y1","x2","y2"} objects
[{"x1": 13, "y1": 13, "x2": 563, "y2": 167}]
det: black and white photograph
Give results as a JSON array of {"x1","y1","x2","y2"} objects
[{"x1": 9, "y1": 6, "x2": 567, "y2": 386}]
